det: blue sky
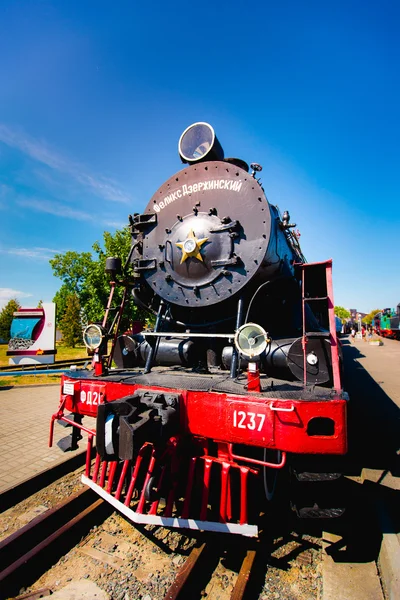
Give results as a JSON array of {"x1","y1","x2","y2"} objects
[{"x1": 0, "y1": 0, "x2": 399, "y2": 314}]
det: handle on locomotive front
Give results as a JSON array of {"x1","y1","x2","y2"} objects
[
  {"x1": 165, "y1": 240, "x2": 173, "y2": 265},
  {"x1": 269, "y1": 402, "x2": 295, "y2": 412}
]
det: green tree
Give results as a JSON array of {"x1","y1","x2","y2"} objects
[
  {"x1": 363, "y1": 309, "x2": 381, "y2": 325},
  {"x1": 334, "y1": 306, "x2": 351, "y2": 322},
  {"x1": 50, "y1": 227, "x2": 146, "y2": 331},
  {"x1": 50, "y1": 251, "x2": 93, "y2": 326},
  {"x1": 50, "y1": 251, "x2": 93, "y2": 293},
  {"x1": 53, "y1": 285, "x2": 73, "y2": 326},
  {"x1": 60, "y1": 294, "x2": 82, "y2": 347},
  {"x1": 37, "y1": 299, "x2": 43, "y2": 308},
  {"x1": 0, "y1": 298, "x2": 21, "y2": 342}
]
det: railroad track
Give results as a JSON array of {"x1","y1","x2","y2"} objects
[
  {"x1": 0, "y1": 358, "x2": 89, "y2": 373},
  {"x1": 164, "y1": 537, "x2": 259, "y2": 600},
  {"x1": 0, "y1": 488, "x2": 110, "y2": 600},
  {"x1": 0, "y1": 453, "x2": 388, "y2": 599}
]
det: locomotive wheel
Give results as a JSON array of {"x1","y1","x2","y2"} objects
[
  {"x1": 289, "y1": 468, "x2": 345, "y2": 518},
  {"x1": 144, "y1": 475, "x2": 159, "y2": 502},
  {"x1": 144, "y1": 466, "x2": 168, "y2": 503}
]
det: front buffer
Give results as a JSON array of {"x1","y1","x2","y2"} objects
[{"x1": 50, "y1": 373, "x2": 347, "y2": 537}]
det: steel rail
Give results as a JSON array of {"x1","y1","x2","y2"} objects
[
  {"x1": 163, "y1": 541, "x2": 257, "y2": 600},
  {"x1": 0, "y1": 368, "x2": 80, "y2": 377},
  {"x1": 163, "y1": 543, "x2": 207, "y2": 600},
  {"x1": 12, "y1": 589, "x2": 51, "y2": 599},
  {"x1": 0, "y1": 358, "x2": 88, "y2": 372},
  {"x1": 230, "y1": 549, "x2": 257, "y2": 599},
  {"x1": 0, "y1": 489, "x2": 104, "y2": 586}
]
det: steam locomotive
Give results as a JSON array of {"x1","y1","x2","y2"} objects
[
  {"x1": 50, "y1": 123, "x2": 348, "y2": 536},
  {"x1": 373, "y1": 305, "x2": 400, "y2": 340}
]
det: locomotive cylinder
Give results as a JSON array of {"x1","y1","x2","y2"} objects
[{"x1": 114, "y1": 334, "x2": 198, "y2": 369}]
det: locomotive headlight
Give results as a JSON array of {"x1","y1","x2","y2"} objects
[
  {"x1": 83, "y1": 324, "x2": 105, "y2": 351},
  {"x1": 306, "y1": 351, "x2": 318, "y2": 366},
  {"x1": 178, "y1": 122, "x2": 224, "y2": 164},
  {"x1": 234, "y1": 323, "x2": 269, "y2": 359}
]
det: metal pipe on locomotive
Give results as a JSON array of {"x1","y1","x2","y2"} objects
[{"x1": 50, "y1": 123, "x2": 348, "y2": 536}]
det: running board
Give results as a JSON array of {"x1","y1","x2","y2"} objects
[{"x1": 82, "y1": 475, "x2": 258, "y2": 537}]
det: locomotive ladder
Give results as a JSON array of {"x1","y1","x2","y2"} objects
[{"x1": 299, "y1": 259, "x2": 341, "y2": 391}]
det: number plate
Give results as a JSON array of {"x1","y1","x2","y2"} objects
[
  {"x1": 77, "y1": 383, "x2": 106, "y2": 415},
  {"x1": 228, "y1": 400, "x2": 274, "y2": 444}
]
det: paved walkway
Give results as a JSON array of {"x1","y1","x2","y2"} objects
[
  {"x1": 0, "y1": 385, "x2": 91, "y2": 493},
  {"x1": 342, "y1": 335, "x2": 400, "y2": 491},
  {"x1": 349, "y1": 334, "x2": 400, "y2": 407},
  {"x1": 323, "y1": 336, "x2": 400, "y2": 600}
]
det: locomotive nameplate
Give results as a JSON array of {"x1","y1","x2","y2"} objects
[{"x1": 152, "y1": 178, "x2": 243, "y2": 213}]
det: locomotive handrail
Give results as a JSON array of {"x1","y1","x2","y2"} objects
[
  {"x1": 228, "y1": 444, "x2": 287, "y2": 469},
  {"x1": 142, "y1": 331, "x2": 235, "y2": 339}
]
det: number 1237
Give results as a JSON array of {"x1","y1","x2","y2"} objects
[{"x1": 233, "y1": 410, "x2": 266, "y2": 431}]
